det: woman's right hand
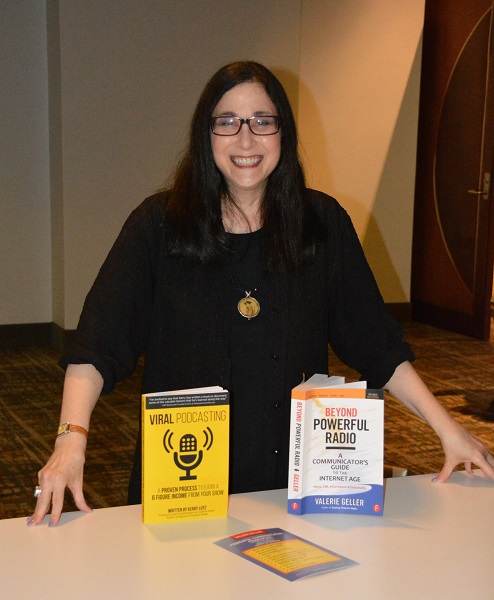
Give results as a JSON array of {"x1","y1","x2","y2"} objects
[
  {"x1": 27, "y1": 363, "x2": 103, "y2": 527},
  {"x1": 28, "y1": 432, "x2": 92, "y2": 527}
]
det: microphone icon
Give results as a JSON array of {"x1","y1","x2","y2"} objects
[{"x1": 173, "y1": 433, "x2": 203, "y2": 480}]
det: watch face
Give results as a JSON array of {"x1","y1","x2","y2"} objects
[{"x1": 58, "y1": 423, "x2": 70, "y2": 435}]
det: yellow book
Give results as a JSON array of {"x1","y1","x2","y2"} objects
[{"x1": 142, "y1": 386, "x2": 229, "y2": 523}]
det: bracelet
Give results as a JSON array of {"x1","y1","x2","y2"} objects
[{"x1": 57, "y1": 422, "x2": 89, "y2": 438}]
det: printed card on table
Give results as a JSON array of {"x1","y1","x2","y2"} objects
[{"x1": 215, "y1": 528, "x2": 357, "y2": 581}]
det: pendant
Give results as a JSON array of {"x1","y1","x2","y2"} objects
[{"x1": 237, "y1": 293, "x2": 260, "y2": 319}]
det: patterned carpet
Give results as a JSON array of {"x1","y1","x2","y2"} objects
[
  {"x1": 1, "y1": 321, "x2": 493, "y2": 520},
  {"x1": 332, "y1": 321, "x2": 494, "y2": 478}
]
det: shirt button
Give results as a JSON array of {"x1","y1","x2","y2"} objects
[
  {"x1": 272, "y1": 306, "x2": 279, "y2": 313},
  {"x1": 273, "y1": 403, "x2": 280, "y2": 409},
  {"x1": 271, "y1": 353, "x2": 279, "y2": 361},
  {"x1": 273, "y1": 449, "x2": 279, "y2": 455}
]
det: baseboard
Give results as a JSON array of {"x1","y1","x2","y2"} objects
[
  {"x1": 386, "y1": 302, "x2": 411, "y2": 324},
  {"x1": 1, "y1": 304, "x2": 411, "y2": 351},
  {"x1": 50, "y1": 323, "x2": 76, "y2": 352},
  {"x1": 0, "y1": 323, "x2": 52, "y2": 349},
  {"x1": 0, "y1": 322, "x2": 75, "y2": 351}
]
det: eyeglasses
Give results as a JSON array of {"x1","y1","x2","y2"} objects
[{"x1": 210, "y1": 115, "x2": 280, "y2": 136}]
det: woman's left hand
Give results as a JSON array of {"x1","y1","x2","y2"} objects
[
  {"x1": 386, "y1": 361, "x2": 494, "y2": 482},
  {"x1": 433, "y1": 420, "x2": 494, "y2": 482}
]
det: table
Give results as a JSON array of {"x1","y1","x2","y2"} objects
[{"x1": 2, "y1": 471, "x2": 493, "y2": 599}]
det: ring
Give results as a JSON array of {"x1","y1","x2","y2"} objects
[{"x1": 34, "y1": 485, "x2": 41, "y2": 498}]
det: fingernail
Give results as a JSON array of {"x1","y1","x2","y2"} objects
[
  {"x1": 431, "y1": 477, "x2": 438, "y2": 482},
  {"x1": 26, "y1": 516, "x2": 34, "y2": 526},
  {"x1": 48, "y1": 520, "x2": 56, "y2": 528}
]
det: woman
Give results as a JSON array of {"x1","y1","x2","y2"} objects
[{"x1": 29, "y1": 61, "x2": 494, "y2": 527}]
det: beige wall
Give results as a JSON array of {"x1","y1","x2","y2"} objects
[
  {"x1": 0, "y1": 0, "x2": 425, "y2": 329},
  {"x1": 52, "y1": 0, "x2": 302, "y2": 329},
  {"x1": 0, "y1": 1, "x2": 52, "y2": 324},
  {"x1": 299, "y1": 0, "x2": 425, "y2": 302}
]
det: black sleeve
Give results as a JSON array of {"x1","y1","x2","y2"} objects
[
  {"x1": 324, "y1": 199, "x2": 415, "y2": 388},
  {"x1": 60, "y1": 194, "x2": 166, "y2": 394}
]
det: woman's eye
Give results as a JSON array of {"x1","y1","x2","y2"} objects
[
  {"x1": 256, "y1": 117, "x2": 274, "y2": 127},
  {"x1": 218, "y1": 118, "x2": 236, "y2": 127}
]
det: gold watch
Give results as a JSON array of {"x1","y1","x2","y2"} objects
[{"x1": 57, "y1": 422, "x2": 89, "y2": 439}]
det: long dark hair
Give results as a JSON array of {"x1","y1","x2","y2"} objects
[{"x1": 165, "y1": 61, "x2": 326, "y2": 270}]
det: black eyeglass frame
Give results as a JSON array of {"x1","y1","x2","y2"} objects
[{"x1": 210, "y1": 115, "x2": 281, "y2": 136}]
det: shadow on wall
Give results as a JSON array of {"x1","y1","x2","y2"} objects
[
  {"x1": 361, "y1": 36, "x2": 423, "y2": 303},
  {"x1": 275, "y1": 40, "x2": 422, "y2": 307},
  {"x1": 270, "y1": 66, "x2": 300, "y2": 125},
  {"x1": 296, "y1": 70, "x2": 406, "y2": 303},
  {"x1": 293, "y1": 76, "x2": 334, "y2": 202}
]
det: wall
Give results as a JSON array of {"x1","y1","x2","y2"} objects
[
  {"x1": 0, "y1": 1, "x2": 425, "y2": 331},
  {"x1": 51, "y1": 0, "x2": 302, "y2": 329},
  {"x1": 0, "y1": 1, "x2": 52, "y2": 324},
  {"x1": 298, "y1": 0, "x2": 425, "y2": 302}
]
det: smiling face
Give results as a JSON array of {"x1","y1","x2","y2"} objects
[{"x1": 210, "y1": 82, "x2": 281, "y2": 205}]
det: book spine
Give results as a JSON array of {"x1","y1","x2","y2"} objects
[{"x1": 288, "y1": 396, "x2": 306, "y2": 514}]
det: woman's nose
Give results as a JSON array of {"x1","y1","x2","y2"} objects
[{"x1": 237, "y1": 123, "x2": 255, "y2": 148}]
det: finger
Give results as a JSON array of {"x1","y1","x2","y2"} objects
[
  {"x1": 487, "y1": 453, "x2": 494, "y2": 470},
  {"x1": 432, "y1": 461, "x2": 454, "y2": 483},
  {"x1": 464, "y1": 461, "x2": 474, "y2": 475},
  {"x1": 71, "y1": 487, "x2": 92, "y2": 514},
  {"x1": 47, "y1": 485, "x2": 66, "y2": 527},
  {"x1": 476, "y1": 453, "x2": 494, "y2": 479},
  {"x1": 29, "y1": 489, "x2": 53, "y2": 525}
]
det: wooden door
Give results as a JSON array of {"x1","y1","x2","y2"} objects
[{"x1": 411, "y1": 0, "x2": 494, "y2": 340}]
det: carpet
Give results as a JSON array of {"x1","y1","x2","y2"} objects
[{"x1": 1, "y1": 321, "x2": 493, "y2": 519}]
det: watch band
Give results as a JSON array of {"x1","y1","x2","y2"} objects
[{"x1": 57, "y1": 422, "x2": 89, "y2": 439}]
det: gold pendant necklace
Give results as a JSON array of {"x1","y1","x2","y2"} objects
[
  {"x1": 229, "y1": 270, "x2": 262, "y2": 320},
  {"x1": 237, "y1": 293, "x2": 260, "y2": 319}
]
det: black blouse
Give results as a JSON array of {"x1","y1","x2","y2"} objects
[{"x1": 61, "y1": 189, "x2": 414, "y2": 501}]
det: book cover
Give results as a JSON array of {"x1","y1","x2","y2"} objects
[
  {"x1": 215, "y1": 528, "x2": 357, "y2": 581},
  {"x1": 288, "y1": 374, "x2": 384, "y2": 516},
  {"x1": 142, "y1": 386, "x2": 229, "y2": 523}
]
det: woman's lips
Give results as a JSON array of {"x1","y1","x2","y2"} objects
[{"x1": 230, "y1": 156, "x2": 263, "y2": 167}]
